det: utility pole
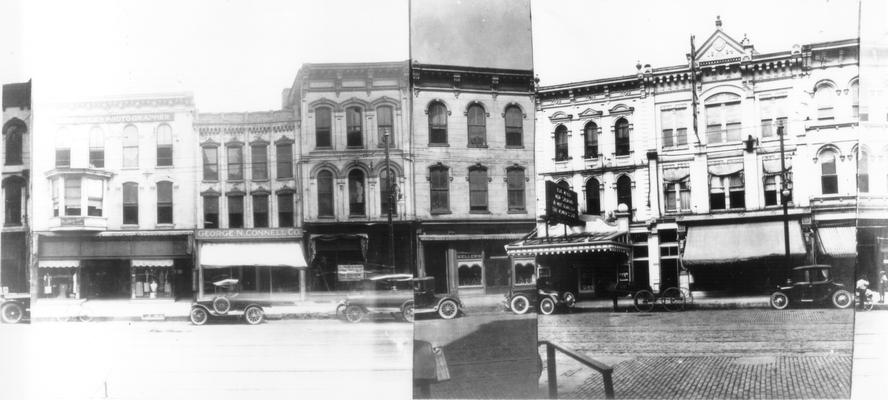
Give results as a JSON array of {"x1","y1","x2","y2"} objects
[
  {"x1": 778, "y1": 123, "x2": 791, "y2": 267},
  {"x1": 384, "y1": 129, "x2": 396, "y2": 270},
  {"x1": 689, "y1": 35, "x2": 702, "y2": 145}
]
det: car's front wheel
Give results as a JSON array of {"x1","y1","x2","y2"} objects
[
  {"x1": 344, "y1": 305, "x2": 365, "y2": 323},
  {"x1": 244, "y1": 306, "x2": 264, "y2": 325},
  {"x1": 190, "y1": 307, "x2": 209, "y2": 325},
  {"x1": 539, "y1": 297, "x2": 556, "y2": 315},
  {"x1": 832, "y1": 289, "x2": 853, "y2": 309},
  {"x1": 402, "y1": 301, "x2": 415, "y2": 323},
  {"x1": 634, "y1": 290, "x2": 655, "y2": 312},
  {"x1": 510, "y1": 295, "x2": 531, "y2": 315},
  {"x1": 770, "y1": 292, "x2": 790, "y2": 310},
  {"x1": 1, "y1": 302, "x2": 24, "y2": 324},
  {"x1": 562, "y1": 292, "x2": 576, "y2": 308},
  {"x1": 438, "y1": 299, "x2": 458, "y2": 320}
]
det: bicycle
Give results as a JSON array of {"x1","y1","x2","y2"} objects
[{"x1": 633, "y1": 287, "x2": 687, "y2": 312}]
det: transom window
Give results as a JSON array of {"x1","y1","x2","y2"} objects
[
  {"x1": 156, "y1": 124, "x2": 173, "y2": 167},
  {"x1": 428, "y1": 102, "x2": 448, "y2": 144},
  {"x1": 468, "y1": 167, "x2": 488, "y2": 212},
  {"x1": 705, "y1": 93, "x2": 741, "y2": 144},
  {"x1": 660, "y1": 108, "x2": 688, "y2": 148},
  {"x1": 554, "y1": 125, "x2": 568, "y2": 161},
  {"x1": 820, "y1": 150, "x2": 838, "y2": 195},
  {"x1": 467, "y1": 103, "x2": 487, "y2": 147},
  {"x1": 505, "y1": 106, "x2": 523, "y2": 147},
  {"x1": 584, "y1": 122, "x2": 598, "y2": 158},
  {"x1": 346, "y1": 107, "x2": 363, "y2": 148},
  {"x1": 614, "y1": 118, "x2": 631, "y2": 156},
  {"x1": 315, "y1": 107, "x2": 332, "y2": 148}
]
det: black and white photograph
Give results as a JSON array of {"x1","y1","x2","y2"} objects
[{"x1": 1, "y1": 0, "x2": 886, "y2": 399}]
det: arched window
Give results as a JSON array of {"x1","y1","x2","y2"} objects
[
  {"x1": 89, "y1": 127, "x2": 104, "y2": 168},
  {"x1": 815, "y1": 83, "x2": 836, "y2": 121},
  {"x1": 3, "y1": 178, "x2": 23, "y2": 226},
  {"x1": 468, "y1": 166, "x2": 488, "y2": 212},
  {"x1": 156, "y1": 124, "x2": 173, "y2": 167},
  {"x1": 428, "y1": 101, "x2": 448, "y2": 144},
  {"x1": 3, "y1": 120, "x2": 25, "y2": 166},
  {"x1": 156, "y1": 181, "x2": 173, "y2": 224},
  {"x1": 123, "y1": 182, "x2": 139, "y2": 224},
  {"x1": 122, "y1": 125, "x2": 139, "y2": 168},
  {"x1": 585, "y1": 178, "x2": 601, "y2": 215},
  {"x1": 614, "y1": 118, "x2": 631, "y2": 156},
  {"x1": 346, "y1": 107, "x2": 363, "y2": 147},
  {"x1": 617, "y1": 175, "x2": 632, "y2": 213},
  {"x1": 557, "y1": 180, "x2": 571, "y2": 190},
  {"x1": 317, "y1": 170, "x2": 334, "y2": 217},
  {"x1": 467, "y1": 103, "x2": 487, "y2": 147},
  {"x1": 705, "y1": 93, "x2": 741, "y2": 144},
  {"x1": 504, "y1": 105, "x2": 523, "y2": 147},
  {"x1": 430, "y1": 165, "x2": 450, "y2": 213},
  {"x1": 584, "y1": 122, "x2": 598, "y2": 158},
  {"x1": 554, "y1": 125, "x2": 568, "y2": 161},
  {"x1": 850, "y1": 81, "x2": 859, "y2": 119},
  {"x1": 820, "y1": 150, "x2": 838, "y2": 194},
  {"x1": 858, "y1": 149, "x2": 869, "y2": 193},
  {"x1": 377, "y1": 106, "x2": 394, "y2": 147},
  {"x1": 506, "y1": 167, "x2": 525, "y2": 212},
  {"x1": 348, "y1": 169, "x2": 365, "y2": 216},
  {"x1": 380, "y1": 167, "x2": 397, "y2": 215},
  {"x1": 315, "y1": 107, "x2": 332, "y2": 148}
]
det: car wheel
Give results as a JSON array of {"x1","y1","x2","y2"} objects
[
  {"x1": 212, "y1": 296, "x2": 231, "y2": 314},
  {"x1": 562, "y1": 291, "x2": 577, "y2": 308},
  {"x1": 832, "y1": 289, "x2": 853, "y2": 309},
  {"x1": 244, "y1": 306, "x2": 264, "y2": 325},
  {"x1": 0, "y1": 302, "x2": 24, "y2": 324},
  {"x1": 402, "y1": 301, "x2": 415, "y2": 323},
  {"x1": 770, "y1": 292, "x2": 790, "y2": 310},
  {"x1": 539, "y1": 297, "x2": 556, "y2": 315},
  {"x1": 634, "y1": 290, "x2": 655, "y2": 312},
  {"x1": 438, "y1": 299, "x2": 459, "y2": 320},
  {"x1": 510, "y1": 295, "x2": 531, "y2": 315},
  {"x1": 344, "y1": 305, "x2": 364, "y2": 323},
  {"x1": 190, "y1": 307, "x2": 209, "y2": 325},
  {"x1": 662, "y1": 287, "x2": 686, "y2": 312},
  {"x1": 335, "y1": 303, "x2": 347, "y2": 320}
]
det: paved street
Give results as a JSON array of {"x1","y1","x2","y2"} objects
[
  {"x1": 0, "y1": 319, "x2": 412, "y2": 400},
  {"x1": 538, "y1": 308, "x2": 854, "y2": 399},
  {"x1": 852, "y1": 311, "x2": 888, "y2": 399}
]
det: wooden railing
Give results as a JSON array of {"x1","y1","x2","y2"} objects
[{"x1": 538, "y1": 340, "x2": 615, "y2": 399}]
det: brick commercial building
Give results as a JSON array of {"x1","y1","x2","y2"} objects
[{"x1": 1, "y1": 81, "x2": 32, "y2": 304}]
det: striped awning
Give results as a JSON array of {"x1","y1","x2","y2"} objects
[
  {"x1": 505, "y1": 231, "x2": 629, "y2": 256},
  {"x1": 38, "y1": 260, "x2": 80, "y2": 268},
  {"x1": 817, "y1": 227, "x2": 857, "y2": 257},
  {"x1": 132, "y1": 259, "x2": 175, "y2": 268},
  {"x1": 683, "y1": 221, "x2": 806, "y2": 266},
  {"x1": 419, "y1": 233, "x2": 527, "y2": 241}
]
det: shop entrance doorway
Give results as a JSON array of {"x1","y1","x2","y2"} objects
[{"x1": 81, "y1": 260, "x2": 130, "y2": 299}]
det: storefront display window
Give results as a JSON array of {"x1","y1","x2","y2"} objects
[
  {"x1": 514, "y1": 262, "x2": 535, "y2": 285},
  {"x1": 39, "y1": 269, "x2": 77, "y2": 299},
  {"x1": 131, "y1": 266, "x2": 173, "y2": 299}
]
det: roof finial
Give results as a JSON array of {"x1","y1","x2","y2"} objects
[{"x1": 715, "y1": 15, "x2": 722, "y2": 29}]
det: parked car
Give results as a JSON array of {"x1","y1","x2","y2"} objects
[
  {"x1": 412, "y1": 276, "x2": 464, "y2": 320},
  {"x1": 190, "y1": 278, "x2": 275, "y2": 325},
  {"x1": 338, "y1": 274, "x2": 416, "y2": 323},
  {"x1": 0, "y1": 294, "x2": 30, "y2": 324},
  {"x1": 769, "y1": 265, "x2": 853, "y2": 310},
  {"x1": 505, "y1": 278, "x2": 576, "y2": 315}
]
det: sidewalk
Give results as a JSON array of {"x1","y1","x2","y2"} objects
[{"x1": 576, "y1": 291, "x2": 771, "y2": 312}]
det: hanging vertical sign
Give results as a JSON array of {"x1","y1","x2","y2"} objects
[{"x1": 545, "y1": 181, "x2": 583, "y2": 226}]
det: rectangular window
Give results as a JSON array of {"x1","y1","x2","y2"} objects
[
  {"x1": 228, "y1": 195, "x2": 244, "y2": 228},
  {"x1": 430, "y1": 168, "x2": 450, "y2": 213},
  {"x1": 665, "y1": 182, "x2": 691, "y2": 213},
  {"x1": 728, "y1": 174, "x2": 745, "y2": 209},
  {"x1": 760, "y1": 97, "x2": 787, "y2": 138},
  {"x1": 56, "y1": 148, "x2": 71, "y2": 168},
  {"x1": 724, "y1": 103, "x2": 741, "y2": 142},
  {"x1": 253, "y1": 195, "x2": 269, "y2": 228},
  {"x1": 203, "y1": 196, "x2": 219, "y2": 229},
  {"x1": 507, "y1": 168, "x2": 525, "y2": 211},
  {"x1": 227, "y1": 146, "x2": 243, "y2": 181},
  {"x1": 64, "y1": 178, "x2": 81, "y2": 216},
  {"x1": 251, "y1": 144, "x2": 268, "y2": 180},
  {"x1": 123, "y1": 183, "x2": 139, "y2": 224},
  {"x1": 202, "y1": 147, "x2": 218, "y2": 181},
  {"x1": 705, "y1": 105, "x2": 722, "y2": 144},
  {"x1": 157, "y1": 182, "x2": 173, "y2": 224},
  {"x1": 818, "y1": 107, "x2": 835, "y2": 121},
  {"x1": 660, "y1": 108, "x2": 688, "y2": 148},
  {"x1": 469, "y1": 169, "x2": 488, "y2": 212},
  {"x1": 377, "y1": 106, "x2": 394, "y2": 147},
  {"x1": 4, "y1": 182, "x2": 22, "y2": 225},
  {"x1": 764, "y1": 176, "x2": 778, "y2": 206},
  {"x1": 89, "y1": 129, "x2": 104, "y2": 168},
  {"x1": 315, "y1": 108, "x2": 332, "y2": 148},
  {"x1": 505, "y1": 108, "x2": 523, "y2": 147},
  {"x1": 86, "y1": 179, "x2": 103, "y2": 217},
  {"x1": 276, "y1": 144, "x2": 293, "y2": 179},
  {"x1": 709, "y1": 176, "x2": 725, "y2": 210},
  {"x1": 52, "y1": 179, "x2": 60, "y2": 217},
  {"x1": 156, "y1": 125, "x2": 173, "y2": 167},
  {"x1": 346, "y1": 107, "x2": 363, "y2": 147},
  {"x1": 278, "y1": 193, "x2": 294, "y2": 227}
]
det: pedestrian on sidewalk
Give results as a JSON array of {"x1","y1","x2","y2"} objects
[
  {"x1": 856, "y1": 275, "x2": 870, "y2": 310},
  {"x1": 878, "y1": 270, "x2": 887, "y2": 303}
]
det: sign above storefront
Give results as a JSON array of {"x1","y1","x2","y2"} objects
[
  {"x1": 545, "y1": 181, "x2": 583, "y2": 226},
  {"x1": 338, "y1": 264, "x2": 364, "y2": 282},
  {"x1": 195, "y1": 228, "x2": 302, "y2": 241}
]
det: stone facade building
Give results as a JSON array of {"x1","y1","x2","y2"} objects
[{"x1": 1, "y1": 81, "x2": 32, "y2": 299}]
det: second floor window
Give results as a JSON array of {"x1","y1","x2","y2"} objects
[
  {"x1": 615, "y1": 118, "x2": 631, "y2": 156},
  {"x1": 851, "y1": 82, "x2": 859, "y2": 119},
  {"x1": 764, "y1": 174, "x2": 793, "y2": 206},
  {"x1": 815, "y1": 84, "x2": 836, "y2": 121},
  {"x1": 55, "y1": 129, "x2": 71, "y2": 168},
  {"x1": 3, "y1": 121, "x2": 24, "y2": 166},
  {"x1": 428, "y1": 102, "x2": 448, "y2": 144},
  {"x1": 660, "y1": 108, "x2": 688, "y2": 148},
  {"x1": 89, "y1": 127, "x2": 104, "y2": 168},
  {"x1": 705, "y1": 93, "x2": 741, "y2": 144},
  {"x1": 253, "y1": 194, "x2": 268, "y2": 228},
  {"x1": 227, "y1": 195, "x2": 244, "y2": 228},
  {"x1": 507, "y1": 167, "x2": 525, "y2": 212},
  {"x1": 858, "y1": 150, "x2": 869, "y2": 193},
  {"x1": 348, "y1": 169, "x2": 366, "y2": 216},
  {"x1": 505, "y1": 106, "x2": 523, "y2": 147},
  {"x1": 377, "y1": 106, "x2": 394, "y2": 147},
  {"x1": 4, "y1": 179, "x2": 22, "y2": 226},
  {"x1": 430, "y1": 166, "x2": 449, "y2": 213},
  {"x1": 122, "y1": 125, "x2": 139, "y2": 168},
  {"x1": 317, "y1": 170, "x2": 334, "y2": 217},
  {"x1": 664, "y1": 181, "x2": 690, "y2": 212},
  {"x1": 380, "y1": 168, "x2": 397, "y2": 215},
  {"x1": 203, "y1": 196, "x2": 219, "y2": 229},
  {"x1": 86, "y1": 179, "x2": 103, "y2": 217},
  {"x1": 65, "y1": 178, "x2": 81, "y2": 216},
  {"x1": 123, "y1": 182, "x2": 139, "y2": 224},
  {"x1": 467, "y1": 104, "x2": 486, "y2": 147},
  {"x1": 252, "y1": 144, "x2": 268, "y2": 180},
  {"x1": 554, "y1": 125, "x2": 568, "y2": 161},
  {"x1": 709, "y1": 173, "x2": 745, "y2": 210},
  {"x1": 278, "y1": 193, "x2": 294, "y2": 227},
  {"x1": 820, "y1": 150, "x2": 838, "y2": 195},
  {"x1": 156, "y1": 124, "x2": 173, "y2": 167},
  {"x1": 616, "y1": 175, "x2": 633, "y2": 213},
  {"x1": 202, "y1": 146, "x2": 218, "y2": 181},
  {"x1": 760, "y1": 97, "x2": 787, "y2": 138},
  {"x1": 585, "y1": 178, "x2": 601, "y2": 215},
  {"x1": 157, "y1": 181, "x2": 173, "y2": 224},
  {"x1": 276, "y1": 143, "x2": 293, "y2": 179},
  {"x1": 584, "y1": 122, "x2": 598, "y2": 158},
  {"x1": 346, "y1": 107, "x2": 363, "y2": 147},
  {"x1": 315, "y1": 107, "x2": 332, "y2": 148},
  {"x1": 227, "y1": 145, "x2": 243, "y2": 181},
  {"x1": 468, "y1": 167, "x2": 488, "y2": 212}
]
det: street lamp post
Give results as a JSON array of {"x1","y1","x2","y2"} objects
[
  {"x1": 778, "y1": 123, "x2": 791, "y2": 267},
  {"x1": 384, "y1": 129, "x2": 396, "y2": 270}
]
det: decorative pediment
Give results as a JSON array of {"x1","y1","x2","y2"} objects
[
  {"x1": 549, "y1": 111, "x2": 572, "y2": 122},
  {"x1": 608, "y1": 104, "x2": 634, "y2": 116},
  {"x1": 577, "y1": 108, "x2": 603, "y2": 119},
  {"x1": 696, "y1": 18, "x2": 750, "y2": 65}
]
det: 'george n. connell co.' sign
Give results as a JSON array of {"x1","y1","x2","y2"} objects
[
  {"x1": 545, "y1": 181, "x2": 583, "y2": 226},
  {"x1": 195, "y1": 228, "x2": 301, "y2": 241}
]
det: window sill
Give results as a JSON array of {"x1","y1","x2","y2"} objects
[
  {"x1": 202, "y1": 179, "x2": 220, "y2": 183},
  {"x1": 457, "y1": 285, "x2": 485, "y2": 289},
  {"x1": 348, "y1": 215, "x2": 367, "y2": 219},
  {"x1": 275, "y1": 177, "x2": 295, "y2": 181},
  {"x1": 251, "y1": 178, "x2": 270, "y2": 183},
  {"x1": 709, "y1": 208, "x2": 747, "y2": 213},
  {"x1": 346, "y1": 146, "x2": 365, "y2": 150},
  {"x1": 468, "y1": 144, "x2": 489, "y2": 149},
  {"x1": 314, "y1": 146, "x2": 334, "y2": 151},
  {"x1": 505, "y1": 145, "x2": 525, "y2": 149},
  {"x1": 121, "y1": 224, "x2": 140, "y2": 230},
  {"x1": 227, "y1": 179, "x2": 244, "y2": 183},
  {"x1": 120, "y1": 167, "x2": 140, "y2": 171},
  {"x1": 582, "y1": 155, "x2": 601, "y2": 160},
  {"x1": 377, "y1": 144, "x2": 398, "y2": 149},
  {"x1": 155, "y1": 165, "x2": 174, "y2": 169},
  {"x1": 469, "y1": 210, "x2": 491, "y2": 214},
  {"x1": 155, "y1": 223, "x2": 175, "y2": 229},
  {"x1": 553, "y1": 158, "x2": 572, "y2": 163},
  {"x1": 661, "y1": 146, "x2": 689, "y2": 152},
  {"x1": 507, "y1": 209, "x2": 527, "y2": 214},
  {"x1": 428, "y1": 143, "x2": 450, "y2": 147},
  {"x1": 430, "y1": 210, "x2": 452, "y2": 215},
  {"x1": 317, "y1": 215, "x2": 336, "y2": 220}
]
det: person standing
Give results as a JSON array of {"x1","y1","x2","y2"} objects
[
  {"x1": 878, "y1": 270, "x2": 887, "y2": 304},
  {"x1": 856, "y1": 275, "x2": 870, "y2": 310}
]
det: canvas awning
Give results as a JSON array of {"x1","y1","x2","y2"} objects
[
  {"x1": 132, "y1": 259, "x2": 174, "y2": 268},
  {"x1": 200, "y1": 242, "x2": 308, "y2": 269},
  {"x1": 683, "y1": 221, "x2": 806, "y2": 266},
  {"x1": 816, "y1": 227, "x2": 857, "y2": 257},
  {"x1": 505, "y1": 231, "x2": 629, "y2": 256},
  {"x1": 38, "y1": 260, "x2": 80, "y2": 268},
  {"x1": 419, "y1": 233, "x2": 527, "y2": 241}
]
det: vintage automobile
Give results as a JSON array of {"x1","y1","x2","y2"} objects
[
  {"x1": 0, "y1": 294, "x2": 30, "y2": 324},
  {"x1": 190, "y1": 278, "x2": 276, "y2": 325},
  {"x1": 769, "y1": 265, "x2": 853, "y2": 310},
  {"x1": 338, "y1": 275, "x2": 464, "y2": 323},
  {"x1": 505, "y1": 278, "x2": 576, "y2": 315}
]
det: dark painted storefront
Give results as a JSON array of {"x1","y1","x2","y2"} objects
[{"x1": 1, "y1": 232, "x2": 28, "y2": 295}]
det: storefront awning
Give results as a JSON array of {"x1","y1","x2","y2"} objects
[
  {"x1": 419, "y1": 233, "x2": 527, "y2": 241},
  {"x1": 200, "y1": 242, "x2": 308, "y2": 269},
  {"x1": 132, "y1": 259, "x2": 175, "y2": 268},
  {"x1": 505, "y1": 231, "x2": 630, "y2": 256},
  {"x1": 817, "y1": 227, "x2": 857, "y2": 257},
  {"x1": 38, "y1": 260, "x2": 80, "y2": 268},
  {"x1": 683, "y1": 221, "x2": 806, "y2": 266}
]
